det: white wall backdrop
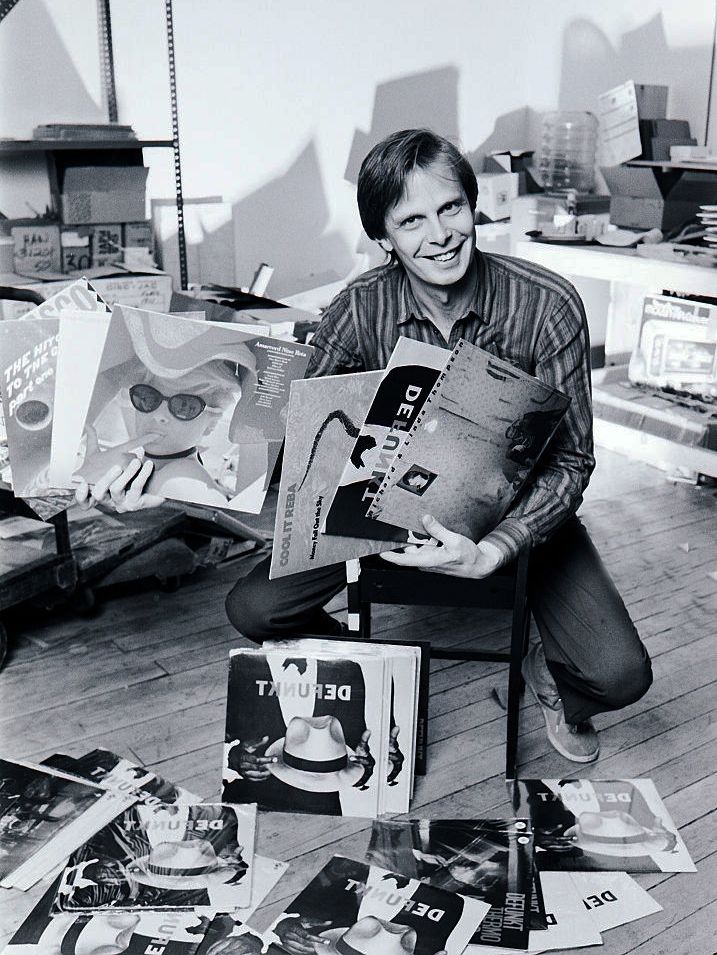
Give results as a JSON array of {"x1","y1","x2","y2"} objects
[{"x1": 1, "y1": 0, "x2": 715, "y2": 295}]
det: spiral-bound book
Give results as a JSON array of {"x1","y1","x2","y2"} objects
[{"x1": 368, "y1": 341, "x2": 571, "y2": 541}]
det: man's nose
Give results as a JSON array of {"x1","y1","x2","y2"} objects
[{"x1": 426, "y1": 216, "x2": 450, "y2": 245}]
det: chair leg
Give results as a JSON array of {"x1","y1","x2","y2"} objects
[{"x1": 505, "y1": 548, "x2": 531, "y2": 779}]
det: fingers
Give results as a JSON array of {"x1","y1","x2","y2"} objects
[
  {"x1": 360, "y1": 729, "x2": 371, "y2": 746},
  {"x1": 92, "y1": 464, "x2": 124, "y2": 504},
  {"x1": 243, "y1": 735, "x2": 270, "y2": 752},
  {"x1": 73, "y1": 477, "x2": 94, "y2": 511},
  {"x1": 108, "y1": 456, "x2": 144, "y2": 505},
  {"x1": 421, "y1": 513, "x2": 460, "y2": 546}
]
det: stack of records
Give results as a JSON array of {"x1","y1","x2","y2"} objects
[
  {"x1": 697, "y1": 203, "x2": 717, "y2": 247},
  {"x1": 52, "y1": 803, "x2": 257, "y2": 913},
  {"x1": 264, "y1": 855, "x2": 490, "y2": 955},
  {"x1": 0, "y1": 758, "x2": 134, "y2": 891},
  {"x1": 222, "y1": 639, "x2": 428, "y2": 817}
]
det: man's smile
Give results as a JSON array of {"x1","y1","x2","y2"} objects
[{"x1": 423, "y1": 246, "x2": 461, "y2": 262}]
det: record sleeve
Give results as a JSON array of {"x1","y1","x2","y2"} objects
[
  {"x1": 69, "y1": 304, "x2": 312, "y2": 513},
  {"x1": 192, "y1": 914, "x2": 265, "y2": 955},
  {"x1": 1, "y1": 877, "x2": 209, "y2": 955},
  {"x1": 324, "y1": 337, "x2": 449, "y2": 542},
  {"x1": 368, "y1": 341, "x2": 570, "y2": 541},
  {"x1": 0, "y1": 758, "x2": 132, "y2": 891},
  {"x1": 54, "y1": 802, "x2": 257, "y2": 912},
  {"x1": 264, "y1": 637, "x2": 422, "y2": 814},
  {"x1": 509, "y1": 778, "x2": 696, "y2": 873},
  {"x1": 264, "y1": 855, "x2": 489, "y2": 955},
  {"x1": 42, "y1": 748, "x2": 198, "y2": 806},
  {"x1": 269, "y1": 370, "x2": 388, "y2": 578},
  {"x1": 222, "y1": 649, "x2": 390, "y2": 818},
  {"x1": 367, "y1": 819, "x2": 534, "y2": 950}
]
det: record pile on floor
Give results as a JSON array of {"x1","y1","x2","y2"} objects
[{"x1": 222, "y1": 637, "x2": 430, "y2": 818}]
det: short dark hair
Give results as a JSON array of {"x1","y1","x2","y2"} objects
[{"x1": 356, "y1": 128, "x2": 478, "y2": 240}]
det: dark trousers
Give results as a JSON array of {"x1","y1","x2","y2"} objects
[{"x1": 225, "y1": 516, "x2": 652, "y2": 724}]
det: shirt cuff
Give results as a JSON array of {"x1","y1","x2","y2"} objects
[{"x1": 481, "y1": 517, "x2": 533, "y2": 568}]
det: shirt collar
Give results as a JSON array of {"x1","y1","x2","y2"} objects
[{"x1": 396, "y1": 247, "x2": 493, "y2": 327}]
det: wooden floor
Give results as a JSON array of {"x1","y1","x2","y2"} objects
[{"x1": 0, "y1": 447, "x2": 715, "y2": 953}]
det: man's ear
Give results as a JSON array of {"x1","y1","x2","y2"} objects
[{"x1": 377, "y1": 238, "x2": 392, "y2": 255}]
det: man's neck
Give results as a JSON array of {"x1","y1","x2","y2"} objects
[{"x1": 407, "y1": 256, "x2": 479, "y2": 342}]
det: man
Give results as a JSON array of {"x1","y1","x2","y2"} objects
[{"x1": 84, "y1": 129, "x2": 652, "y2": 764}]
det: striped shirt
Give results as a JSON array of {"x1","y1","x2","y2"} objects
[{"x1": 306, "y1": 248, "x2": 595, "y2": 566}]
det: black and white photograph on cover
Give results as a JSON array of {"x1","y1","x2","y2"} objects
[
  {"x1": 0, "y1": 759, "x2": 104, "y2": 882},
  {"x1": 54, "y1": 802, "x2": 256, "y2": 912},
  {"x1": 193, "y1": 914, "x2": 265, "y2": 955},
  {"x1": 222, "y1": 649, "x2": 387, "y2": 817},
  {"x1": 69, "y1": 304, "x2": 312, "y2": 513},
  {"x1": 510, "y1": 778, "x2": 696, "y2": 873},
  {"x1": 41, "y1": 747, "x2": 198, "y2": 806},
  {"x1": 367, "y1": 819, "x2": 535, "y2": 950},
  {"x1": 4, "y1": 876, "x2": 211, "y2": 955},
  {"x1": 264, "y1": 855, "x2": 490, "y2": 955}
]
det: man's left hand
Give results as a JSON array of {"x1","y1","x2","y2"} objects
[{"x1": 380, "y1": 514, "x2": 503, "y2": 579}]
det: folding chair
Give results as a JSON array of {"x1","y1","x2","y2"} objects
[{"x1": 345, "y1": 546, "x2": 531, "y2": 779}]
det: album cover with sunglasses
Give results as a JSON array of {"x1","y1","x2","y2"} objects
[
  {"x1": 53, "y1": 802, "x2": 257, "y2": 913},
  {"x1": 366, "y1": 819, "x2": 537, "y2": 950},
  {"x1": 69, "y1": 304, "x2": 313, "y2": 513},
  {"x1": 509, "y1": 779, "x2": 696, "y2": 873},
  {"x1": 264, "y1": 855, "x2": 489, "y2": 955},
  {"x1": 3, "y1": 876, "x2": 212, "y2": 955}
]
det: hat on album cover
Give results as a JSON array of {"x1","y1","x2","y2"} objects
[
  {"x1": 318, "y1": 917, "x2": 417, "y2": 955},
  {"x1": 60, "y1": 911, "x2": 140, "y2": 955},
  {"x1": 266, "y1": 715, "x2": 364, "y2": 792},
  {"x1": 566, "y1": 810, "x2": 676, "y2": 857},
  {"x1": 126, "y1": 837, "x2": 238, "y2": 890}
]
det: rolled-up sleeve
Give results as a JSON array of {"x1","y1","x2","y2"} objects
[
  {"x1": 306, "y1": 289, "x2": 365, "y2": 378},
  {"x1": 482, "y1": 292, "x2": 595, "y2": 566}
]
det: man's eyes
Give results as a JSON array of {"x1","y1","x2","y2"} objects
[{"x1": 442, "y1": 201, "x2": 464, "y2": 214}]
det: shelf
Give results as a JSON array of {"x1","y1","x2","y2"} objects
[
  {"x1": 514, "y1": 240, "x2": 717, "y2": 296},
  {"x1": 625, "y1": 160, "x2": 717, "y2": 173},
  {"x1": 0, "y1": 139, "x2": 174, "y2": 153}
]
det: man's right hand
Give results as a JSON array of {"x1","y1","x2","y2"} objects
[{"x1": 274, "y1": 917, "x2": 332, "y2": 955}]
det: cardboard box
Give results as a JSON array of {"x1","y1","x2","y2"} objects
[
  {"x1": 475, "y1": 171, "x2": 519, "y2": 221},
  {"x1": 0, "y1": 266, "x2": 172, "y2": 320},
  {"x1": 10, "y1": 222, "x2": 61, "y2": 274},
  {"x1": 91, "y1": 224, "x2": 123, "y2": 267},
  {"x1": 60, "y1": 228, "x2": 91, "y2": 274},
  {"x1": 123, "y1": 221, "x2": 153, "y2": 248},
  {"x1": 61, "y1": 166, "x2": 148, "y2": 225},
  {"x1": 602, "y1": 164, "x2": 717, "y2": 231}
]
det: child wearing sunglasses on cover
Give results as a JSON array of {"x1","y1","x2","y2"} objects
[{"x1": 73, "y1": 309, "x2": 264, "y2": 511}]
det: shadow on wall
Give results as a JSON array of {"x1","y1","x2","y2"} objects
[{"x1": 0, "y1": 0, "x2": 104, "y2": 133}]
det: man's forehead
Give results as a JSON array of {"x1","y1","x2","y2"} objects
[{"x1": 389, "y1": 161, "x2": 466, "y2": 216}]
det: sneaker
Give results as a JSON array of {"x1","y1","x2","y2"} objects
[{"x1": 522, "y1": 643, "x2": 599, "y2": 763}]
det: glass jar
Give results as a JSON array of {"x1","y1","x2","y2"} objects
[{"x1": 538, "y1": 111, "x2": 598, "y2": 193}]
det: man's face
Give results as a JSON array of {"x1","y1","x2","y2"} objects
[{"x1": 381, "y1": 159, "x2": 475, "y2": 289}]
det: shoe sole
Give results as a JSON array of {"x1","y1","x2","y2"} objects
[{"x1": 523, "y1": 658, "x2": 599, "y2": 764}]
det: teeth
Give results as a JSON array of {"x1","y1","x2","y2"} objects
[{"x1": 431, "y1": 249, "x2": 458, "y2": 262}]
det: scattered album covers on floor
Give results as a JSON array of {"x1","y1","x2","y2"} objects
[
  {"x1": 263, "y1": 637, "x2": 426, "y2": 813},
  {"x1": 54, "y1": 802, "x2": 257, "y2": 912},
  {"x1": 42, "y1": 748, "x2": 199, "y2": 805},
  {"x1": 324, "y1": 336, "x2": 449, "y2": 542},
  {"x1": 367, "y1": 819, "x2": 535, "y2": 950},
  {"x1": 193, "y1": 913, "x2": 265, "y2": 955},
  {"x1": 269, "y1": 370, "x2": 387, "y2": 578},
  {"x1": 1, "y1": 876, "x2": 211, "y2": 955},
  {"x1": 0, "y1": 758, "x2": 133, "y2": 892},
  {"x1": 222, "y1": 647, "x2": 390, "y2": 818},
  {"x1": 263, "y1": 855, "x2": 490, "y2": 955},
  {"x1": 509, "y1": 778, "x2": 696, "y2": 873},
  {"x1": 368, "y1": 340, "x2": 571, "y2": 541}
]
